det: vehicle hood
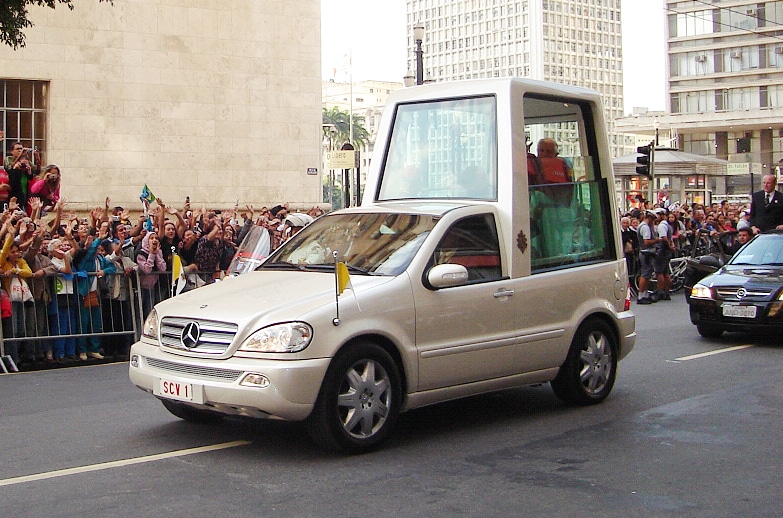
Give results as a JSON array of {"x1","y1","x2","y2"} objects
[
  {"x1": 702, "y1": 265, "x2": 783, "y2": 288},
  {"x1": 154, "y1": 271, "x2": 394, "y2": 324}
]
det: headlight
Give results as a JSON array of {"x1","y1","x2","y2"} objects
[
  {"x1": 691, "y1": 284, "x2": 713, "y2": 300},
  {"x1": 142, "y1": 308, "x2": 159, "y2": 339},
  {"x1": 239, "y1": 322, "x2": 313, "y2": 353}
]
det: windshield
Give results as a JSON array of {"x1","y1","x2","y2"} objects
[
  {"x1": 263, "y1": 213, "x2": 438, "y2": 276},
  {"x1": 729, "y1": 234, "x2": 783, "y2": 266},
  {"x1": 227, "y1": 226, "x2": 271, "y2": 276},
  {"x1": 377, "y1": 96, "x2": 497, "y2": 201}
]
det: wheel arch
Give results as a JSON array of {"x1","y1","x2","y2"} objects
[
  {"x1": 332, "y1": 333, "x2": 410, "y2": 403},
  {"x1": 573, "y1": 311, "x2": 621, "y2": 357}
]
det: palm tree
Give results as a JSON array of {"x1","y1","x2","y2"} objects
[{"x1": 322, "y1": 107, "x2": 370, "y2": 151}]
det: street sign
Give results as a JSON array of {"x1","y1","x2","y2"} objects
[
  {"x1": 726, "y1": 163, "x2": 762, "y2": 176},
  {"x1": 325, "y1": 150, "x2": 355, "y2": 169},
  {"x1": 726, "y1": 163, "x2": 748, "y2": 176},
  {"x1": 307, "y1": 167, "x2": 318, "y2": 175}
]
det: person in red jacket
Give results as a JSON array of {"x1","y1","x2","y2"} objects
[{"x1": 535, "y1": 138, "x2": 574, "y2": 206}]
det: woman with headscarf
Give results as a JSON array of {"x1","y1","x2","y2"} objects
[{"x1": 136, "y1": 231, "x2": 167, "y2": 319}]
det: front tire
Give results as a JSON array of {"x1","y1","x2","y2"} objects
[
  {"x1": 696, "y1": 322, "x2": 723, "y2": 339},
  {"x1": 306, "y1": 342, "x2": 401, "y2": 453},
  {"x1": 160, "y1": 399, "x2": 224, "y2": 423},
  {"x1": 551, "y1": 320, "x2": 617, "y2": 405}
]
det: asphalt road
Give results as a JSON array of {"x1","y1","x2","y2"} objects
[{"x1": 1, "y1": 292, "x2": 781, "y2": 517}]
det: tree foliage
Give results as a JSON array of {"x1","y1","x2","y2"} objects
[
  {"x1": 0, "y1": 0, "x2": 112, "y2": 49},
  {"x1": 322, "y1": 106, "x2": 370, "y2": 151}
]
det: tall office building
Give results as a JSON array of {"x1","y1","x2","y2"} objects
[
  {"x1": 618, "y1": 1, "x2": 783, "y2": 195},
  {"x1": 405, "y1": 0, "x2": 629, "y2": 157}
]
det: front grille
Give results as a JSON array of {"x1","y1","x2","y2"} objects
[
  {"x1": 160, "y1": 317, "x2": 238, "y2": 354},
  {"x1": 146, "y1": 357, "x2": 242, "y2": 382},
  {"x1": 715, "y1": 287, "x2": 775, "y2": 301}
]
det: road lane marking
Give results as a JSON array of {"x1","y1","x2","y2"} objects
[
  {"x1": 674, "y1": 344, "x2": 754, "y2": 362},
  {"x1": 0, "y1": 440, "x2": 251, "y2": 487}
]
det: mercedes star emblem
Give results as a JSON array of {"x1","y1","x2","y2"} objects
[{"x1": 181, "y1": 321, "x2": 201, "y2": 349}]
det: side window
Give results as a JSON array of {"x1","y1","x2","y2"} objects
[
  {"x1": 432, "y1": 214, "x2": 502, "y2": 282},
  {"x1": 524, "y1": 95, "x2": 613, "y2": 272}
]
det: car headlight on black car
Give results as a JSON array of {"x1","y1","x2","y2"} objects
[
  {"x1": 142, "y1": 308, "x2": 159, "y2": 339},
  {"x1": 691, "y1": 284, "x2": 713, "y2": 300},
  {"x1": 239, "y1": 322, "x2": 313, "y2": 353}
]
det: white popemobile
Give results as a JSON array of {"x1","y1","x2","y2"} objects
[{"x1": 129, "y1": 78, "x2": 636, "y2": 453}]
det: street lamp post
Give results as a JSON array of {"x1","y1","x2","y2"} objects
[{"x1": 413, "y1": 23, "x2": 425, "y2": 85}]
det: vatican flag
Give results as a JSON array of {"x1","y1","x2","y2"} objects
[
  {"x1": 171, "y1": 254, "x2": 187, "y2": 296},
  {"x1": 336, "y1": 262, "x2": 351, "y2": 296}
]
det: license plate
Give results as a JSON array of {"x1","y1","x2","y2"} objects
[
  {"x1": 722, "y1": 304, "x2": 757, "y2": 318},
  {"x1": 156, "y1": 378, "x2": 195, "y2": 402}
]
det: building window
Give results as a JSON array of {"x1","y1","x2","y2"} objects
[
  {"x1": 760, "y1": 86, "x2": 769, "y2": 108},
  {"x1": 1, "y1": 79, "x2": 48, "y2": 160}
]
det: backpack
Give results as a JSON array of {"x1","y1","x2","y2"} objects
[{"x1": 637, "y1": 221, "x2": 657, "y2": 254}]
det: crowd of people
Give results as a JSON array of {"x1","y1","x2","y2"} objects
[
  {"x1": 4, "y1": 140, "x2": 782, "y2": 369},
  {"x1": 0, "y1": 147, "x2": 324, "y2": 370},
  {"x1": 621, "y1": 173, "x2": 783, "y2": 305}
]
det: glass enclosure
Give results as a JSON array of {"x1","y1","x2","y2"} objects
[
  {"x1": 523, "y1": 94, "x2": 613, "y2": 271},
  {"x1": 377, "y1": 96, "x2": 497, "y2": 201}
]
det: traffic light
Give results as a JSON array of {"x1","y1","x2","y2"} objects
[{"x1": 636, "y1": 141, "x2": 654, "y2": 179}]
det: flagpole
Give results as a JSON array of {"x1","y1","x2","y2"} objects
[{"x1": 332, "y1": 251, "x2": 340, "y2": 326}]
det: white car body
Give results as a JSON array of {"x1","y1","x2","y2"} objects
[{"x1": 130, "y1": 78, "x2": 636, "y2": 452}]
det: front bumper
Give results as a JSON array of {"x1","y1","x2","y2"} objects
[
  {"x1": 689, "y1": 298, "x2": 783, "y2": 332},
  {"x1": 129, "y1": 340, "x2": 331, "y2": 421}
]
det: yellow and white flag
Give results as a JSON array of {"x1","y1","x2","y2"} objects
[
  {"x1": 336, "y1": 261, "x2": 351, "y2": 296},
  {"x1": 171, "y1": 254, "x2": 187, "y2": 296}
]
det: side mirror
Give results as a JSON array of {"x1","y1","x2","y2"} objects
[
  {"x1": 427, "y1": 263, "x2": 469, "y2": 288},
  {"x1": 698, "y1": 255, "x2": 721, "y2": 268}
]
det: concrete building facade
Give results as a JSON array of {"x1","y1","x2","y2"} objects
[
  {"x1": 0, "y1": 0, "x2": 322, "y2": 213},
  {"x1": 404, "y1": 0, "x2": 633, "y2": 157},
  {"x1": 616, "y1": 0, "x2": 783, "y2": 200}
]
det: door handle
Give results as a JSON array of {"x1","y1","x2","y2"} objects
[{"x1": 493, "y1": 289, "x2": 514, "y2": 298}]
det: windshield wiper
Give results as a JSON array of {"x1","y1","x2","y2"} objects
[
  {"x1": 263, "y1": 261, "x2": 309, "y2": 271},
  {"x1": 304, "y1": 263, "x2": 374, "y2": 275},
  {"x1": 264, "y1": 261, "x2": 374, "y2": 275},
  {"x1": 344, "y1": 264, "x2": 373, "y2": 275}
]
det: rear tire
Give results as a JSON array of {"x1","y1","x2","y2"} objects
[
  {"x1": 551, "y1": 320, "x2": 617, "y2": 405},
  {"x1": 696, "y1": 322, "x2": 723, "y2": 339},
  {"x1": 306, "y1": 342, "x2": 401, "y2": 453},
  {"x1": 160, "y1": 399, "x2": 224, "y2": 423}
]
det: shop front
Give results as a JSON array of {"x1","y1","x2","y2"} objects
[{"x1": 613, "y1": 149, "x2": 728, "y2": 212}]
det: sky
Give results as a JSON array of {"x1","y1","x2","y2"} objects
[{"x1": 321, "y1": 0, "x2": 667, "y2": 114}]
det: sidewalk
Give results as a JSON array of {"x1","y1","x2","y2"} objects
[{"x1": 10, "y1": 352, "x2": 128, "y2": 372}]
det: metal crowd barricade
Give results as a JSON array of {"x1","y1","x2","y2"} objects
[
  {"x1": 0, "y1": 269, "x2": 217, "y2": 373},
  {"x1": 0, "y1": 271, "x2": 141, "y2": 372}
]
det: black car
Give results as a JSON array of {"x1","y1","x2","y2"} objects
[
  {"x1": 688, "y1": 231, "x2": 783, "y2": 338},
  {"x1": 683, "y1": 229, "x2": 739, "y2": 302}
]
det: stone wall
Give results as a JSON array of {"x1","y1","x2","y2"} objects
[{"x1": 0, "y1": 0, "x2": 322, "y2": 212}]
